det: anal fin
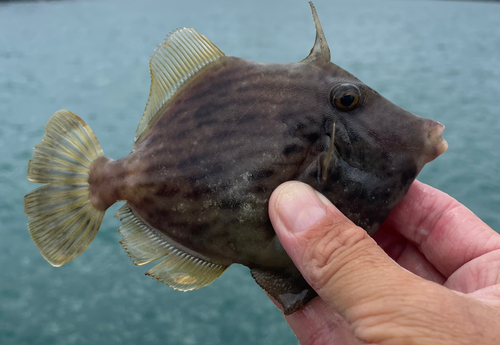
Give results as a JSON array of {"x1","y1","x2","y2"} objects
[
  {"x1": 116, "y1": 203, "x2": 170, "y2": 265},
  {"x1": 251, "y1": 268, "x2": 317, "y2": 315},
  {"x1": 116, "y1": 203, "x2": 228, "y2": 291},
  {"x1": 146, "y1": 252, "x2": 227, "y2": 291}
]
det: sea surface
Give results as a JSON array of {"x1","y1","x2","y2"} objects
[{"x1": 1, "y1": 0, "x2": 499, "y2": 344}]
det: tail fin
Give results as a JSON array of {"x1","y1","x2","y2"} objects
[{"x1": 24, "y1": 110, "x2": 105, "y2": 267}]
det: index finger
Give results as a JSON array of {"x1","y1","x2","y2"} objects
[{"x1": 379, "y1": 180, "x2": 500, "y2": 277}]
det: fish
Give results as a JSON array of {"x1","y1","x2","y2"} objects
[{"x1": 24, "y1": 2, "x2": 448, "y2": 315}]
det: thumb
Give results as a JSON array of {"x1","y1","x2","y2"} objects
[{"x1": 268, "y1": 181, "x2": 420, "y2": 320}]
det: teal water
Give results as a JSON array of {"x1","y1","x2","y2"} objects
[{"x1": 1, "y1": 0, "x2": 499, "y2": 344}]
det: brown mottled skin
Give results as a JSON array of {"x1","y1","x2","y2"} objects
[{"x1": 89, "y1": 56, "x2": 446, "y2": 314}]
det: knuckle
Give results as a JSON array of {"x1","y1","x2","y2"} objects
[{"x1": 301, "y1": 220, "x2": 372, "y2": 291}]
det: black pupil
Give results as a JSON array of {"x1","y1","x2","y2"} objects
[{"x1": 340, "y1": 94, "x2": 355, "y2": 107}]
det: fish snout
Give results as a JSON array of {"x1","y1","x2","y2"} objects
[{"x1": 422, "y1": 119, "x2": 448, "y2": 163}]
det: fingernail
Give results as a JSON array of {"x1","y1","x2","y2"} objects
[{"x1": 275, "y1": 183, "x2": 327, "y2": 233}]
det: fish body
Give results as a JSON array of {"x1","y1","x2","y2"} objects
[
  {"x1": 25, "y1": 3, "x2": 447, "y2": 314},
  {"x1": 93, "y1": 58, "x2": 354, "y2": 267}
]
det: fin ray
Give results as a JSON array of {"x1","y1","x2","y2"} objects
[
  {"x1": 116, "y1": 203, "x2": 170, "y2": 265},
  {"x1": 115, "y1": 204, "x2": 228, "y2": 290},
  {"x1": 146, "y1": 252, "x2": 227, "y2": 291},
  {"x1": 24, "y1": 110, "x2": 105, "y2": 267},
  {"x1": 134, "y1": 28, "x2": 225, "y2": 145},
  {"x1": 27, "y1": 110, "x2": 104, "y2": 184}
]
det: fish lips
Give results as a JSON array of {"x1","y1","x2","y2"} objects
[{"x1": 422, "y1": 119, "x2": 448, "y2": 163}]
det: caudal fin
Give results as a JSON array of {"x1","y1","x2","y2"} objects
[{"x1": 24, "y1": 110, "x2": 105, "y2": 267}]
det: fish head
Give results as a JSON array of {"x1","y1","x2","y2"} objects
[
  {"x1": 297, "y1": 3, "x2": 448, "y2": 233},
  {"x1": 316, "y1": 72, "x2": 448, "y2": 176},
  {"x1": 327, "y1": 80, "x2": 447, "y2": 169}
]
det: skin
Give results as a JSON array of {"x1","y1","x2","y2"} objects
[
  {"x1": 88, "y1": 55, "x2": 446, "y2": 314},
  {"x1": 25, "y1": 4, "x2": 455, "y2": 316},
  {"x1": 269, "y1": 180, "x2": 500, "y2": 344},
  {"x1": 87, "y1": 5, "x2": 449, "y2": 314}
]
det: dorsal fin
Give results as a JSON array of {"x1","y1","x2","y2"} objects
[
  {"x1": 301, "y1": 2, "x2": 330, "y2": 65},
  {"x1": 134, "y1": 28, "x2": 225, "y2": 145}
]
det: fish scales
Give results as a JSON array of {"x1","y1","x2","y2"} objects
[{"x1": 25, "y1": 3, "x2": 448, "y2": 315}]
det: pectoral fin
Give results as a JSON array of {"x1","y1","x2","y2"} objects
[{"x1": 251, "y1": 268, "x2": 317, "y2": 315}]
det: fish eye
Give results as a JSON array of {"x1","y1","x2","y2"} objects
[{"x1": 330, "y1": 84, "x2": 361, "y2": 111}]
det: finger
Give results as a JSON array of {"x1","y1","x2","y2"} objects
[
  {"x1": 284, "y1": 298, "x2": 357, "y2": 345},
  {"x1": 373, "y1": 227, "x2": 446, "y2": 284},
  {"x1": 266, "y1": 294, "x2": 357, "y2": 344},
  {"x1": 445, "y1": 249, "x2": 500, "y2": 293},
  {"x1": 465, "y1": 285, "x2": 500, "y2": 307},
  {"x1": 381, "y1": 180, "x2": 500, "y2": 277},
  {"x1": 268, "y1": 181, "x2": 422, "y2": 319},
  {"x1": 269, "y1": 181, "x2": 500, "y2": 344}
]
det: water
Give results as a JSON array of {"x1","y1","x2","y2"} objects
[{"x1": 1, "y1": 0, "x2": 499, "y2": 344}]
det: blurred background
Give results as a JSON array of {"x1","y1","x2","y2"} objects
[{"x1": 1, "y1": 0, "x2": 499, "y2": 344}]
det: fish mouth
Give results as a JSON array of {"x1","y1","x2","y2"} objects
[
  {"x1": 424, "y1": 120, "x2": 448, "y2": 163},
  {"x1": 435, "y1": 137, "x2": 449, "y2": 158}
]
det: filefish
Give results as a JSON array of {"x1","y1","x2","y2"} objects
[{"x1": 24, "y1": 3, "x2": 448, "y2": 314}]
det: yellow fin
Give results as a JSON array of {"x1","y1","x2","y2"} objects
[
  {"x1": 146, "y1": 250, "x2": 228, "y2": 291},
  {"x1": 24, "y1": 110, "x2": 105, "y2": 267},
  {"x1": 116, "y1": 203, "x2": 170, "y2": 265},
  {"x1": 134, "y1": 28, "x2": 225, "y2": 145},
  {"x1": 116, "y1": 203, "x2": 228, "y2": 290},
  {"x1": 27, "y1": 110, "x2": 104, "y2": 184}
]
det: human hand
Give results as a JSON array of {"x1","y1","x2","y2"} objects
[{"x1": 268, "y1": 180, "x2": 500, "y2": 345}]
